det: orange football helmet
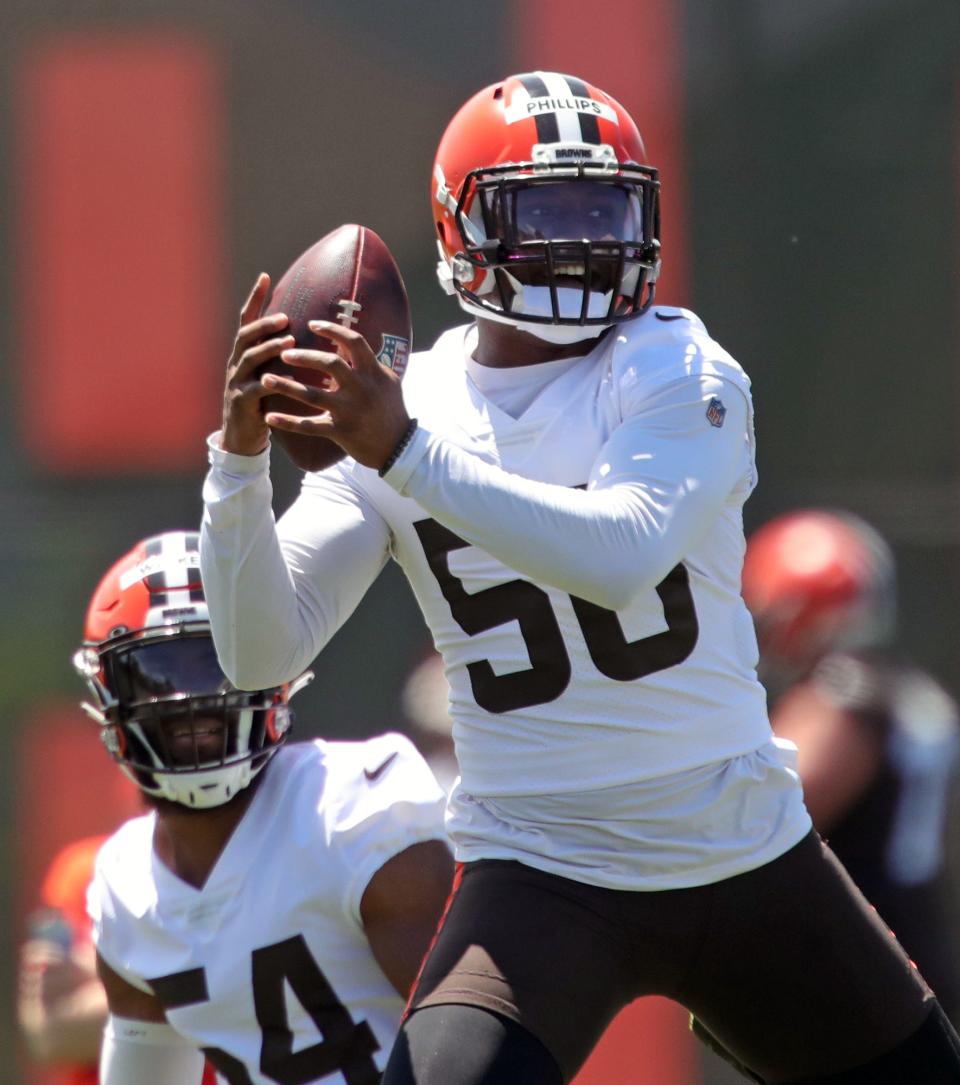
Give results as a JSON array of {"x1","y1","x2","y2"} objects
[
  {"x1": 742, "y1": 510, "x2": 896, "y2": 672},
  {"x1": 432, "y1": 71, "x2": 660, "y2": 343},
  {"x1": 73, "y1": 531, "x2": 311, "y2": 808}
]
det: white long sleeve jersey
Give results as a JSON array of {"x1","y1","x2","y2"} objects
[
  {"x1": 202, "y1": 307, "x2": 775, "y2": 802},
  {"x1": 88, "y1": 736, "x2": 448, "y2": 1084}
]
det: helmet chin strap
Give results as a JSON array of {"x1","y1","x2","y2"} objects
[
  {"x1": 453, "y1": 282, "x2": 614, "y2": 345},
  {"x1": 158, "y1": 760, "x2": 256, "y2": 809},
  {"x1": 520, "y1": 322, "x2": 608, "y2": 345},
  {"x1": 124, "y1": 751, "x2": 275, "y2": 809}
]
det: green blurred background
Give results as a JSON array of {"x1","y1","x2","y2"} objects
[{"x1": 2, "y1": 1, "x2": 959, "y2": 1081}]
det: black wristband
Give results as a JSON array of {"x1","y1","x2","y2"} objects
[{"x1": 378, "y1": 417, "x2": 419, "y2": 477}]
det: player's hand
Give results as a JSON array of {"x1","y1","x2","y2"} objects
[
  {"x1": 18, "y1": 936, "x2": 107, "y2": 1062},
  {"x1": 19, "y1": 939, "x2": 94, "y2": 1009},
  {"x1": 220, "y1": 273, "x2": 294, "y2": 457},
  {"x1": 262, "y1": 320, "x2": 410, "y2": 470}
]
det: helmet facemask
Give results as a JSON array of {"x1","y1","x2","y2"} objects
[
  {"x1": 74, "y1": 627, "x2": 309, "y2": 809},
  {"x1": 442, "y1": 153, "x2": 660, "y2": 342}
]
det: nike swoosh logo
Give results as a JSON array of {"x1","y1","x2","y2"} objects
[
  {"x1": 364, "y1": 752, "x2": 398, "y2": 783},
  {"x1": 655, "y1": 312, "x2": 684, "y2": 321}
]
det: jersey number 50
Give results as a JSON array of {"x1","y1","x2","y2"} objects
[{"x1": 414, "y1": 518, "x2": 699, "y2": 714}]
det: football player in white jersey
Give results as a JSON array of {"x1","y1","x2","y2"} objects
[
  {"x1": 200, "y1": 73, "x2": 960, "y2": 1083},
  {"x1": 76, "y1": 531, "x2": 453, "y2": 1085}
]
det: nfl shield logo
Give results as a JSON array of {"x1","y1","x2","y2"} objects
[
  {"x1": 706, "y1": 397, "x2": 726, "y2": 428},
  {"x1": 376, "y1": 334, "x2": 410, "y2": 378}
]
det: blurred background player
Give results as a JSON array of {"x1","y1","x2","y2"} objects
[
  {"x1": 75, "y1": 530, "x2": 453, "y2": 1084},
  {"x1": 18, "y1": 829, "x2": 220, "y2": 1085},
  {"x1": 18, "y1": 834, "x2": 109, "y2": 1085},
  {"x1": 742, "y1": 508, "x2": 960, "y2": 1023}
]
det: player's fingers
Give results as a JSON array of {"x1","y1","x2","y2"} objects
[
  {"x1": 281, "y1": 348, "x2": 352, "y2": 381},
  {"x1": 262, "y1": 373, "x2": 334, "y2": 411},
  {"x1": 20, "y1": 941, "x2": 64, "y2": 968},
  {"x1": 265, "y1": 411, "x2": 338, "y2": 438},
  {"x1": 231, "y1": 333, "x2": 295, "y2": 381},
  {"x1": 308, "y1": 321, "x2": 377, "y2": 368},
  {"x1": 231, "y1": 317, "x2": 291, "y2": 366},
  {"x1": 221, "y1": 383, "x2": 274, "y2": 435},
  {"x1": 232, "y1": 378, "x2": 277, "y2": 402},
  {"x1": 239, "y1": 272, "x2": 271, "y2": 325}
]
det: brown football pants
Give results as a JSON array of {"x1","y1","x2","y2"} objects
[{"x1": 407, "y1": 831, "x2": 936, "y2": 1082}]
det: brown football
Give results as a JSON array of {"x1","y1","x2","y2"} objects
[{"x1": 263, "y1": 224, "x2": 411, "y2": 472}]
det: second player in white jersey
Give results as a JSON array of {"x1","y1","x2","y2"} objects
[
  {"x1": 90, "y1": 736, "x2": 446, "y2": 1085},
  {"x1": 74, "y1": 531, "x2": 453, "y2": 1085}
]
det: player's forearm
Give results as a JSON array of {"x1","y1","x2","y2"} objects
[
  {"x1": 201, "y1": 436, "x2": 390, "y2": 689},
  {"x1": 99, "y1": 1016, "x2": 206, "y2": 1085},
  {"x1": 200, "y1": 439, "x2": 336, "y2": 688},
  {"x1": 407, "y1": 457, "x2": 672, "y2": 611},
  {"x1": 384, "y1": 402, "x2": 745, "y2": 611},
  {"x1": 396, "y1": 457, "x2": 674, "y2": 608}
]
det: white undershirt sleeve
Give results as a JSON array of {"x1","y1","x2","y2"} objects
[
  {"x1": 99, "y1": 1016, "x2": 206, "y2": 1085},
  {"x1": 200, "y1": 437, "x2": 391, "y2": 690},
  {"x1": 200, "y1": 375, "x2": 750, "y2": 689},
  {"x1": 385, "y1": 376, "x2": 751, "y2": 611}
]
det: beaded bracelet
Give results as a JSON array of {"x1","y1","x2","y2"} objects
[{"x1": 378, "y1": 417, "x2": 419, "y2": 477}]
